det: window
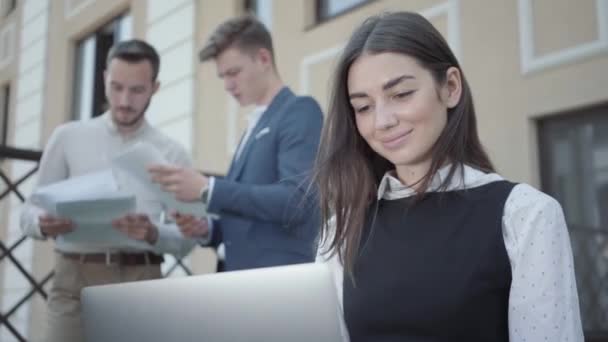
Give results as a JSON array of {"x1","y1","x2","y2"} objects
[
  {"x1": 2, "y1": 0, "x2": 17, "y2": 17},
  {"x1": 538, "y1": 103, "x2": 608, "y2": 336},
  {"x1": 244, "y1": 0, "x2": 272, "y2": 30},
  {"x1": 316, "y1": 0, "x2": 371, "y2": 23},
  {"x1": 244, "y1": 0, "x2": 258, "y2": 12},
  {"x1": 0, "y1": 84, "x2": 9, "y2": 148},
  {"x1": 72, "y1": 13, "x2": 132, "y2": 121}
]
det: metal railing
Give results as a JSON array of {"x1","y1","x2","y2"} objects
[
  {"x1": 569, "y1": 225, "x2": 608, "y2": 342},
  {"x1": 0, "y1": 146, "x2": 45, "y2": 342},
  {"x1": 0, "y1": 145, "x2": 215, "y2": 341}
]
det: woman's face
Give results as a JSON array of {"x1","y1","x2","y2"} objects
[{"x1": 347, "y1": 52, "x2": 461, "y2": 175}]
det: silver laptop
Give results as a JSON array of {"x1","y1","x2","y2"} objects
[{"x1": 82, "y1": 263, "x2": 345, "y2": 342}]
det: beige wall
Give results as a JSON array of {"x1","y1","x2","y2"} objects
[
  {"x1": 0, "y1": 0, "x2": 607, "y2": 339},
  {"x1": 461, "y1": 0, "x2": 608, "y2": 186},
  {"x1": 195, "y1": 0, "x2": 608, "y2": 187},
  {"x1": 0, "y1": 0, "x2": 21, "y2": 291}
]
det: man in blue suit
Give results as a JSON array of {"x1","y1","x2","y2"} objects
[{"x1": 149, "y1": 15, "x2": 323, "y2": 271}]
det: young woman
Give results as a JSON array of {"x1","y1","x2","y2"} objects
[{"x1": 314, "y1": 11, "x2": 583, "y2": 342}]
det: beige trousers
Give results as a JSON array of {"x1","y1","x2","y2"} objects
[{"x1": 44, "y1": 252, "x2": 162, "y2": 342}]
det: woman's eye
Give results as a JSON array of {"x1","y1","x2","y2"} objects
[
  {"x1": 355, "y1": 105, "x2": 370, "y2": 114},
  {"x1": 394, "y1": 90, "x2": 415, "y2": 99}
]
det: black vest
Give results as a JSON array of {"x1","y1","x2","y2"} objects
[{"x1": 344, "y1": 181, "x2": 515, "y2": 342}]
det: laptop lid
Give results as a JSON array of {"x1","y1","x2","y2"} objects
[{"x1": 82, "y1": 262, "x2": 345, "y2": 342}]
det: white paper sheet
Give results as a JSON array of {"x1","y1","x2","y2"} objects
[
  {"x1": 55, "y1": 195, "x2": 148, "y2": 248},
  {"x1": 31, "y1": 170, "x2": 119, "y2": 215},
  {"x1": 112, "y1": 142, "x2": 208, "y2": 217},
  {"x1": 31, "y1": 171, "x2": 149, "y2": 248}
]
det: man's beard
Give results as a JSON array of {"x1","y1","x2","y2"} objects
[{"x1": 111, "y1": 99, "x2": 151, "y2": 128}]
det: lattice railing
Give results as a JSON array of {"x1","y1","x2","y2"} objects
[
  {"x1": 0, "y1": 146, "x2": 204, "y2": 341},
  {"x1": 569, "y1": 224, "x2": 608, "y2": 341},
  {"x1": 0, "y1": 146, "x2": 44, "y2": 342}
]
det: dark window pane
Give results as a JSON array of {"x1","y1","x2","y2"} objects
[
  {"x1": 1, "y1": 84, "x2": 9, "y2": 147},
  {"x1": 243, "y1": 0, "x2": 272, "y2": 29},
  {"x1": 72, "y1": 37, "x2": 96, "y2": 121},
  {"x1": 4, "y1": 0, "x2": 17, "y2": 16},
  {"x1": 244, "y1": 0, "x2": 258, "y2": 13},
  {"x1": 71, "y1": 14, "x2": 130, "y2": 121},
  {"x1": 538, "y1": 104, "x2": 608, "y2": 335},
  {"x1": 317, "y1": 0, "x2": 370, "y2": 22}
]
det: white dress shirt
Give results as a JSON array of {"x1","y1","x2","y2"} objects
[
  {"x1": 20, "y1": 113, "x2": 196, "y2": 257},
  {"x1": 317, "y1": 164, "x2": 584, "y2": 342}
]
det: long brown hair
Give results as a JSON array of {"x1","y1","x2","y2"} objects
[{"x1": 314, "y1": 12, "x2": 494, "y2": 278}]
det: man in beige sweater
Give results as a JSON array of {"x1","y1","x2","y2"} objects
[{"x1": 20, "y1": 39, "x2": 199, "y2": 342}]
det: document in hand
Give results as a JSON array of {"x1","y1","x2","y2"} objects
[
  {"x1": 31, "y1": 170, "x2": 119, "y2": 215},
  {"x1": 111, "y1": 142, "x2": 208, "y2": 217},
  {"x1": 30, "y1": 170, "x2": 147, "y2": 248},
  {"x1": 55, "y1": 195, "x2": 148, "y2": 249}
]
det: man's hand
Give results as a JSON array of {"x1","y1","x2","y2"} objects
[
  {"x1": 148, "y1": 165, "x2": 208, "y2": 202},
  {"x1": 112, "y1": 214, "x2": 159, "y2": 245},
  {"x1": 172, "y1": 212, "x2": 210, "y2": 239},
  {"x1": 39, "y1": 214, "x2": 74, "y2": 238}
]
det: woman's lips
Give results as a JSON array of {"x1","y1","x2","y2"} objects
[{"x1": 380, "y1": 129, "x2": 413, "y2": 149}]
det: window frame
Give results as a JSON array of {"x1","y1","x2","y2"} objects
[
  {"x1": 314, "y1": 0, "x2": 376, "y2": 26},
  {"x1": 537, "y1": 101, "x2": 608, "y2": 337},
  {"x1": 71, "y1": 12, "x2": 132, "y2": 121},
  {"x1": 3, "y1": 0, "x2": 17, "y2": 17},
  {"x1": 1, "y1": 83, "x2": 10, "y2": 148}
]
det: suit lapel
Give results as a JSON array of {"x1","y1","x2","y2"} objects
[
  {"x1": 228, "y1": 87, "x2": 293, "y2": 181},
  {"x1": 226, "y1": 133, "x2": 247, "y2": 178}
]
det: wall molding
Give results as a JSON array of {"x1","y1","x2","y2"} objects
[
  {"x1": 65, "y1": 0, "x2": 95, "y2": 19},
  {"x1": 298, "y1": 0, "x2": 461, "y2": 95},
  {"x1": 147, "y1": 0, "x2": 192, "y2": 26},
  {"x1": 146, "y1": 0, "x2": 195, "y2": 152},
  {"x1": 422, "y1": 0, "x2": 461, "y2": 60},
  {"x1": 299, "y1": 43, "x2": 345, "y2": 95},
  {"x1": 518, "y1": 0, "x2": 608, "y2": 74}
]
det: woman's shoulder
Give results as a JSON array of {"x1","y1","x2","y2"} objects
[
  {"x1": 504, "y1": 183, "x2": 563, "y2": 217},
  {"x1": 501, "y1": 182, "x2": 567, "y2": 250}
]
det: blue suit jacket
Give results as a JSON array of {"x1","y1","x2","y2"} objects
[{"x1": 208, "y1": 87, "x2": 323, "y2": 271}]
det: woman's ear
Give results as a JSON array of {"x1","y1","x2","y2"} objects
[{"x1": 443, "y1": 67, "x2": 462, "y2": 109}]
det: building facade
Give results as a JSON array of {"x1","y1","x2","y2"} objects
[{"x1": 0, "y1": 0, "x2": 606, "y2": 340}]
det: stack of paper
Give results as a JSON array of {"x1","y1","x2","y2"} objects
[
  {"x1": 31, "y1": 170, "x2": 119, "y2": 215},
  {"x1": 55, "y1": 195, "x2": 149, "y2": 248},
  {"x1": 31, "y1": 170, "x2": 145, "y2": 248},
  {"x1": 30, "y1": 142, "x2": 207, "y2": 249}
]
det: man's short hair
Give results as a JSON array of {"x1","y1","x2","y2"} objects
[
  {"x1": 198, "y1": 15, "x2": 274, "y2": 63},
  {"x1": 106, "y1": 39, "x2": 160, "y2": 81}
]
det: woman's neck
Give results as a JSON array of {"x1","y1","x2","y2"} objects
[{"x1": 394, "y1": 159, "x2": 433, "y2": 191}]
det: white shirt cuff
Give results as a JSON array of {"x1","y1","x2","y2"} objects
[
  {"x1": 196, "y1": 217, "x2": 214, "y2": 245},
  {"x1": 207, "y1": 176, "x2": 216, "y2": 205}
]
